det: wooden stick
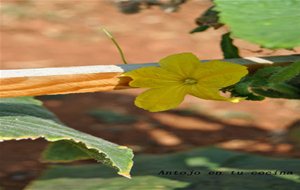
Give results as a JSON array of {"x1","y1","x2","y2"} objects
[{"x1": 1, "y1": 55, "x2": 299, "y2": 98}]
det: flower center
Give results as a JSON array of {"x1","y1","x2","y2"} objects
[{"x1": 183, "y1": 78, "x2": 198, "y2": 85}]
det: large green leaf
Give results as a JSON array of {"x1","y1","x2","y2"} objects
[
  {"x1": 26, "y1": 147, "x2": 300, "y2": 190},
  {"x1": 0, "y1": 97, "x2": 133, "y2": 178},
  {"x1": 214, "y1": 0, "x2": 300, "y2": 49}
]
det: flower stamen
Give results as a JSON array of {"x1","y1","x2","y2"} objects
[{"x1": 183, "y1": 78, "x2": 198, "y2": 85}]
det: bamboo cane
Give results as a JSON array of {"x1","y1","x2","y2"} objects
[{"x1": 1, "y1": 55, "x2": 299, "y2": 98}]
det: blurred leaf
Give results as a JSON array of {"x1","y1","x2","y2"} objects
[
  {"x1": 115, "y1": 0, "x2": 187, "y2": 14},
  {"x1": 27, "y1": 147, "x2": 300, "y2": 190},
  {"x1": 0, "y1": 97, "x2": 134, "y2": 178},
  {"x1": 288, "y1": 121, "x2": 300, "y2": 147},
  {"x1": 232, "y1": 78, "x2": 265, "y2": 100},
  {"x1": 221, "y1": 32, "x2": 240, "y2": 59},
  {"x1": 251, "y1": 81, "x2": 300, "y2": 99},
  {"x1": 232, "y1": 63, "x2": 300, "y2": 100},
  {"x1": 252, "y1": 66, "x2": 283, "y2": 78},
  {"x1": 288, "y1": 74, "x2": 300, "y2": 88},
  {"x1": 27, "y1": 176, "x2": 188, "y2": 190},
  {"x1": 116, "y1": 0, "x2": 141, "y2": 14},
  {"x1": 214, "y1": 0, "x2": 300, "y2": 49},
  {"x1": 195, "y1": 6, "x2": 222, "y2": 29},
  {"x1": 190, "y1": 25, "x2": 209, "y2": 34},
  {"x1": 88, "y1": 109, "x2": 137, "y2": 124},
  {"x1": 191, "y1": 6, "x2": 222, "y2": 34},
  {"x1": 269, "y1": 62, "x2": 300, "y2": 83}
]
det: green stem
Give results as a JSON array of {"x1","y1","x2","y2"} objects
[{"x1": 102, "y1": 28, "x2": 128, "y2": 64}]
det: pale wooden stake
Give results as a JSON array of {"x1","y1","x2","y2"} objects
[{"x1": 1, "y1": 55, "x2": 299, "y2": 98}]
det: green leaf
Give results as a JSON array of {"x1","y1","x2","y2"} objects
[
  {"x1": 233, "y1": 80, "x2": 265, "y2": 100},
  {"x1": 42, "y1": 140, "x2": 90, "y2": 162},
  {"x1": 27, "y1": 147, "x2": 300, "y2": 190},
  {"x1": 231, "y1": 64, "x2": 300, "y2": 100},
  {"x1": 0, "y1": 97, "x2": 133, "y2": 178},
  {"x1": 288, "y1": 74, "x2": 300, "y2": 88},
  {"x1": 251, "y1": 81, "x2": 300, "y2": 99},
  {"x1": 269, "y1": 62, "x2": 300, "y2": 83},
  {"x1": 27, "y1": 176, "x2": 188, "y2": 190},
  {"x1": 214, "y1": 0, "x2": 300, "y2": 49},
  {"x1": 221, "y1": 32, "x2": 240, "y2": 59},
  {"x1": 252, "y1": 66, "x2": 283, "y2": 78},
  {"x1": 190, "y1": 25, "x2": 209, "y2": 34}
]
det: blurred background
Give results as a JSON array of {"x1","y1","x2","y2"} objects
[{"x1": 0, "y1": 0, "x2": 300, "y2": 189}]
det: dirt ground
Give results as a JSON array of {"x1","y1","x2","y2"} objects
[{"x1": 0, "y1": 1, "x2": 300, "y2": 190}]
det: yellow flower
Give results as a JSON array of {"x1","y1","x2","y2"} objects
[{"x1": 123, "y1": 53, "x2": 248, "y2": 112}]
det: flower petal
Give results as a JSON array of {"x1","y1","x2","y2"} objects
[
  {"x1": 134, "y1": 85, "x2": 187, "y2": 112},
  {"x1": 188, "y1": 85, "x2": 229, "y2": 101},
  {"x1": 123, "y1": 66, "x2": 181, "y2": 88},
  {"x1": 159, "y1": 53, "x2": 200, "y2": 77},
  {"x1": 192, "y1": 61, "x2": 248, "y2": 88}
]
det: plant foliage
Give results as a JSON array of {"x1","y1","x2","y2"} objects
[
  {"x1": 0, "y1": 97, "x2": 134, "y2": 178},
  {"x1": 231, "y1": 62, "x2": 300, "y2": 100},
  {"x1": 27, "y1": 148, "x2": 300, "y2": 190},
  {"x1": 214, "y1": 0, "x2": 300, "y2": 49}
]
